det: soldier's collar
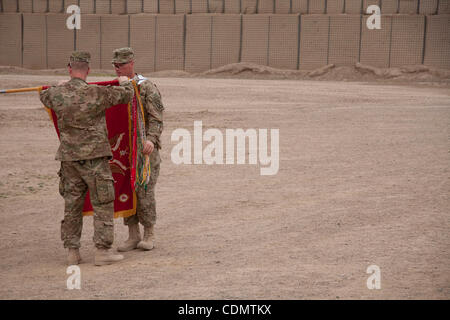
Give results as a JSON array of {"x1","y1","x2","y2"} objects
[
  {"x1": 70, "y1": 77, "x2": 88, "y2": 84},
  {"x1": 133, "y1": 74, "x2": 148, "y2": 85}
]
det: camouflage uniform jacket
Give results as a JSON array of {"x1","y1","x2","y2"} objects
[
  {"x1": 134, "y1": 74, "x2": 164, "y2": 150},
  {"x1": 40, "y1": 77, "x2": 134, "y2": 161}
]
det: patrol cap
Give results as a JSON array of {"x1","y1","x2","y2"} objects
[
  {"x1": 69, "y1": 51, "x2": 91, "y2": 64},
  {"x1": 112, "y1": 47, "x2": 135, "y2": 64}
]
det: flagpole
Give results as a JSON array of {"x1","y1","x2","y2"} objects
[
  {"x1": 0, "y1": 86, "x2": 43, "y2": 94},
  {"x1": 0, "y1": 80, "x2": 119, "y2": 94}
]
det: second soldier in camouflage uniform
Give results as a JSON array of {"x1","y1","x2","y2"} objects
[
  {"x1": 111, "y1": 48, "x2": 164, "y2": 252},
  {"x1": 39, "y1": 51, "x2": 134, "y2": 266}
]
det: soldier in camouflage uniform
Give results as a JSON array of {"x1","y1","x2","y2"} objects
[
  {"x1": 39, "y1": 51, "x2": 134, "y2": 266},
  {"x1": 111, "y1": 48, "x2": 164, "y2": 252}
]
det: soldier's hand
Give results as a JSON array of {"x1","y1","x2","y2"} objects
[
  {"x1": 118, "y1": 76, "x2": 129, "y2": 85},
  {"x1": 143, "y1": 140, "x2": 154, "y2": 155},
  {"x1": 57, "y1": 80, "x2": 69, "y2": 86}
]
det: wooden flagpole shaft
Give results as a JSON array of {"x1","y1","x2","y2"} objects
[{"x1": 0, "y1": 86, "x2": 43, "y2": 94}]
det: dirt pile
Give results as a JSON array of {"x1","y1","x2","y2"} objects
[{"x1": 201, "y1": 62, "x2": 450, "y2": 84}]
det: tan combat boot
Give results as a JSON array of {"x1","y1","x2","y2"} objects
[
  {"x1": 94, "y1": 248, "x2": 124, "y2": 266},
  {"x1": 117, "y1": 223, "x2": 141, "y2": 252},
  {"x1": 137, "y1": 224, "x2": 155, "y2": 250},
  {"x1": 67, "y1": 248, "x2": 82, "y2": 265}
]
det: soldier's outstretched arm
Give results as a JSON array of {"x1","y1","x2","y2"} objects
[
  {"x1": 39, "y1": 79, "x2": 68, "y2": 108},
  {"x1": 97, "y1": 79, "x2": 134, "y2": 110},
  {"x1": 39, "y1": 88, "x2": 53, "y2": 109}
]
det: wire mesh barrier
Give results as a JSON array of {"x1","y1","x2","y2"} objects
[
  {"x1": 22, "y1": 13, "x2": 47, "y2": 69},
  {"x1": 75, "y1": 14, "x2": 101, "y2": 68},
  {"x1": 0, "y1": 0, "x2": 449, "y2": 70},
  {"x1": 2, "y1": 0, "x2": 448, "y2": 15},
  {"x1": 130, "y1": 14, "x2": 157, "y2": 72}
]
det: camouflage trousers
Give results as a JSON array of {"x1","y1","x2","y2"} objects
[
  {"x1": 58, "y1": 157, "x2": 116, "y2": 249},
  {"x1": 124, "y1": 149, "x2": 160, "y2": 227}
]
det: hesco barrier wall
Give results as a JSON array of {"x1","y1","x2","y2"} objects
[{"x1": 0, "y1": 0, "x2": 449, "y2": 71}]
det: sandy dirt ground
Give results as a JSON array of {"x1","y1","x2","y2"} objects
[{"x1": 0, "y1": 74, "x2": 449, "y2": 300}]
